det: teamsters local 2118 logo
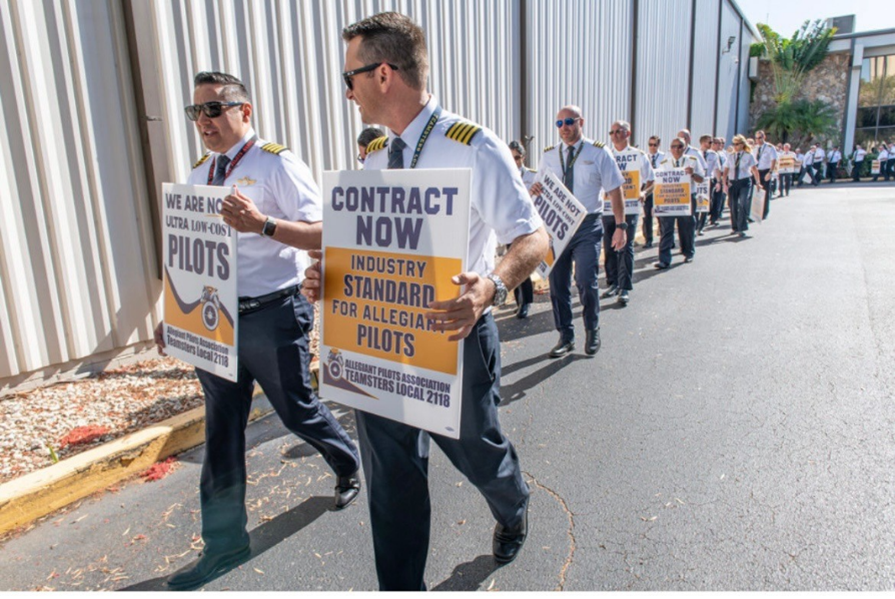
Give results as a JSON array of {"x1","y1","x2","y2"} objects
[{"x1": 323, "y1": 349, "x2": 377, "y2": 399}]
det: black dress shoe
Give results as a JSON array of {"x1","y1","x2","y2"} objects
[
  {"x1": 684, "y1": 256, "x2": 694, "y2": 263},
  {"x1": 516, "y1": 303, "x2": 530, "y2": 319},
  {"x1": 653, "y1": 262, "x2": 669, "y2": 270},
  {"x1": 548, "y1": 339, "x2": 575, "y2": 358},
  {"x1": 644, "y1": 241, "x2": 653, "y2": 248},
  {"x1": 493, "y1": 503, "x2": 528, "y2": 565},
  {"x1": 618, "y1": 290, "x2": 630, "y2": 305},
  {"x1": 334, "y1": 473, "x2": 361, "y2": 510},
  {"x1": 585, "y1": 328, "x2": 601, "y2": 356},
  {"x1": 167, "y1": 545, "x2": 251, "y2": 590},
  {"x1": 601, "y1": 285, "x2": 618, "y2": 299}
]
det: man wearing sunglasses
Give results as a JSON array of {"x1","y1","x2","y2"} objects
[
  {"x1": 709, "y1": 138, "x2": 728, "y2": 225},
  {"x1": 529, "y1": 106, "x2": 626, "y2": 357},
  {"x1": 752, "y1": 130, "x2": 778, "y2": 217},
  {"x1": 303, "y1": 12, "x2": 548, "y2": 591},
  {"x1": 643, "y1": 136, "x2": 665, "y2": 248},
  {"x1": 156, "y1": 71, "x2": 361, "y2": 591},
  {"x1": 654, "y1": 137, "x2": 705, "y2": 268},
  {"x1": 603, "y1": 121, "x2": 654, "y2": 305}
]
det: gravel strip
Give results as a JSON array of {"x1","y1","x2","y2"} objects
[{"x1": 0, "y1": 357, "x2": 204, "y2": 485}]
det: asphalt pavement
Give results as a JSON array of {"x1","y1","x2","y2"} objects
[{"x1": 1, "y1": 182, "x2": 894, "y2": 591}]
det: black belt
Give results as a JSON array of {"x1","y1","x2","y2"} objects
[{"x1": 238, "y1": 285, "x2": 299, "y2": 313}]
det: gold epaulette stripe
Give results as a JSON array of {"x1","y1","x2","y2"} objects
[
  {"x1": 445, "y1": 122, "x2": 481, "y2": 145},
  {"x1": 192, "y1": 153, "x2": 211, "y2": 169},
  {"x1": 366, "y1": 136, "x2": 388, "y2": 154},
  {"x1": 593, "y1": 140, "x2": 605, "y2": 148},
  {"x1": 544, "y1": 145, "x2": 555, "y2": 152},
  {"x1": 261, "y1": 142, "x2": 287, "y2": 155}
]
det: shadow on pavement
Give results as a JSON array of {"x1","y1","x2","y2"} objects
[
  {"x1": 431, "y1": 554, "x2": 498, "y2": 591},
  {"x1": 499, "y1": 353, "x2": 592, "y2": 407},
  {"x1": 120, "y1": 495, "x2": 332, "y2": 591}
]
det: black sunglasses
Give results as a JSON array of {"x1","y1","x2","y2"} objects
[
  {"x1": 184, "y1": 101, "x2": 244, "y2": 121},
  {"x1": 670, "y1": 144, "x2": 684, "y2": 149},
  {"x1": 343, "y1": 62, "x2": 400, "y2": 90},
  {"x1": 555, "y1": 117, "x2": 580, "y2": 128},
  {"x1": 609, "y1": 129, "x2": 625, "y2": 135}
]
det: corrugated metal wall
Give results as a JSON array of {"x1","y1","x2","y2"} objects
[
  {"x1": 691, "y1": 0, "x2": 721, "y2": 136},
  {"x1": 0, "y1": 0, "x2": 158, "y2": 381},
  {"x1": 716, "y1": 0, "x2": 743, "y2": 142},
  {"x1": 0, "y1": 0, "x2": 759, "y2": 387},
  {"x1": 152, "y1": 0, "x2": 521, "y2": 185},
  {"x1": 635, "y1": 0, "x2": 694, "y2": 150},
  {"x1": 524, "y1": 0, "x2": 633, "y2": 167}
]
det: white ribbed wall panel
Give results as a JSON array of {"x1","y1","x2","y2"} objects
[
  {"x1": 691, "y1": 0, "x2": 721, "y2": 137},
  {"x1": 715, "y1": 0, "x2": 743, "y2": 142},
  {"x1": 635, "y1": 0, "x2": 694, "y2": 150},
  {"x1": 525, "y1": 0, "x2": 633, "y2": 167},
  {"x1": 0, "y1": 0, "x2": 157, "y2": 380},
  {"x1": 154, "y1": 0, "x2": 521, "y2": 185}
]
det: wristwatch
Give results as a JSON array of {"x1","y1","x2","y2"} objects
[
  {"x1": 261, "y1": 217, "x2": 278, "y2": 237},
  {"x1": 616, "y1": 222, "x2": 629, "y2": 230},
  {"x1": 486, "y1": 273, "x2": 508, "y2": 307}
]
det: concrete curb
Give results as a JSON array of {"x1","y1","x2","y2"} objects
[{"x1": 0, "y1": 390, "x2": 273, "y2": 536}]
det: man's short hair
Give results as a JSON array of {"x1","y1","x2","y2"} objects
[
  {"x1": 342, "y1": 12, "x2": 429, "y2": 90},
  {"x1": 614, "y1": 120, "x2": 631, "y2": 132},
  {"x1": 357, "y1": 127, "x2": 385, "y2": 148},
  {"x1": 193, "y1": 71, "x2": 249, "y2": 102},
  {"x1": 649, "y1": 135, "x2": 661, "y2": 144},
  {"x1": 508, "y1": 140, "x2": 526, "y2": 157},
  {"x1": 699, "y1": 135, "x2": 712, "y2": 144}
]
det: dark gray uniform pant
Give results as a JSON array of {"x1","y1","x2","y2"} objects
[
  {"x1": 195, "y1": 292, "x2": 360, "y2": 555},
  {"x1": 549, "y1": 213, "x2": 603, "y2": 342},
  {"x1": 758, "y1": 169, "x2": 772, "y2": 219},
  {"x1": 728, "y1": 178, "x2": 752, "y2": 233},
  {"x1": 355, "y1": 314, "x2": 529, "y2": 591},
  {"x1": 602, "y1": 213, "x2": 638, "y2": 291},
  {"x1": 642, "y1": 194, "x2": 655, "y2": 245}
]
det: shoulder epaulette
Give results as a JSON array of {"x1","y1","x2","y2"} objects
[
  {"x1": 544, "y1": 145, "x2": 555, "y2": 152},
  {"x1": 260, "y1": 142, "x2": 288, "y2": 155},
  {"x1": 366, "y1": 136, "x2": 388, "y2": 154},
  {"x1": 445, "y1": 121, "x2": 482, "y2": 145},
  {"x1": 523, "y1": 166, "x2": 536, "y2": 173},
  {"x1": 192, "y1": 153, "x2": 211, "y2": 170},
  {"x1": 593, "y1": 140, "x2": 605, "y2": 148}
]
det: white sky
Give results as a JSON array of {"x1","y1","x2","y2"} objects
[{"x1": 735, "y1": 0, "x2": 895, "y2": 37}]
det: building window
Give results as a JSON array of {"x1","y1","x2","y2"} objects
[{"x1": 857, "y1": 54, "x2": 895, "y2": 146}]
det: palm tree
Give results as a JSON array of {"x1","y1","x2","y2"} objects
[{"x1": 756, "y1": 20, "x2": 836, "y2": 104}]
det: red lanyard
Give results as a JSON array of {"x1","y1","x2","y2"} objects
[{"x1": 207, "y1": 136, "x2": 257, "y2": 185}]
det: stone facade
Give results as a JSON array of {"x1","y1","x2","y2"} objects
[{"x1": 749, "y1": 53, "x2": 850, "y2": 149}]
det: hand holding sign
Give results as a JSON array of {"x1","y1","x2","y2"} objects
[
  {"x1": 426, "y1": 272, "x2": 491, "y2": 341},
  {"x1": 301, "y1": 249, "x2": 323, "y2": 303},
  {"x1": 221, "y1": 185, "x2": 265, "y2": 233}
]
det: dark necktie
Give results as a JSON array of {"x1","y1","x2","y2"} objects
[
  {"x1": 651, "y1": 154, "x2": 657, "y2": 169},
  {"x1": 212, "y1": 155, "x2": 230, "y2": 186},
  {"x1": 564, "y1": 145, "x2": 575, "y2": 193},
  {"x1": 388, "y1": 137, "x2": 407, "y2": 170}
]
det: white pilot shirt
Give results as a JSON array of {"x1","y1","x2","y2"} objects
[
  {"x1": 878, "y1": 148, "x2": 890, "y2": 162},
  {"x1": 753, "y1": 143, "x2": 778, "y2": 170},
  {"x1": 611, "y1": 144, "x2": 655, "y2": 185},
  {"x1": 647, "y1": 150, "x2": 665, "y2": 171},
  {"x1": 188, "y1": 128, "x2": 320, "y2": 298},
  {"x1": 853, "y1": 148, "x2": 866, "y2": 162},
  {"x1": 363, "y1": 96, "x2": 543, "y2": 280},
  {"x1": 535, "y1": 137, "x2": 625, "y2": 214},
  {"x1": 699, "y1": 148, "x2": 722, "y2": 180},
  {"x1": 725, "y1": 150, "x2": 757, "y2": 181},
  {"x1": 684, "y1": 145, "x2": 708, "y2": 173},
  {"x1": 520, "y1": 166, "x2": 537, "y2": 189},
  {"x1": 829, "y1": 150, "x2": 842, "y2": 163},
  {"x1": 814, "y1": 147, "x2": 826, "y2": 163}
]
